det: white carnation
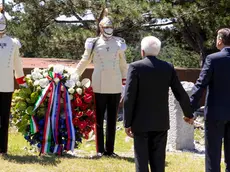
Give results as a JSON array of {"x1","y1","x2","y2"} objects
[
  {"x1": 43, "y1": 72, "x2": 48, "y2": 77},
  {"x1": 34, "y1": 68, "x2": 41, "y2": 73},
  {"x1": 26, "y1": 74, "x2": 31, "y2": 79},
  {"x1": 34, "y1": 80, "x2": 40, "y2": 86},
  {"x1": 39, "y1": 78, "x2": 49, "y2": 88},
  {"x1": 63, "y1": 73, "x2": 70, "y2": 79},
  {"x1": 65, "y1": 80, "x2": 75, "y2": 88},
  {"x1": 53, "y1": 65, "x2": 65, "y2": 74},
  {"x1": 31, "y1": 72, "x2": 43, "y2": 80}
]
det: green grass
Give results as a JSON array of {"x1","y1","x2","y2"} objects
[{"x1": 0, "y1": 123, "x2": 226, "y2": 172}]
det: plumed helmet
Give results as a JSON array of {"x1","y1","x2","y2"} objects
[
  {"x1": 0, "y1": 13, "x2": 6, "y2": 33},
  {"x1": 99, "y1": 16, "x2": 113, "y2": 27}
]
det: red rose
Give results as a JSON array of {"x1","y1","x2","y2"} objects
[{"x1": 83, "y1": 94, "x2": 93, "y2": 103}]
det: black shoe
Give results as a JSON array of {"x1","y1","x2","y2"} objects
[{"x1": 104, "y1": 152, "x2": 119, "y2": 157}]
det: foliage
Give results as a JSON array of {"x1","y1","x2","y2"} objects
[
  {"x1": 144, "y1": 0, "x2": 230, "y2": 64},
  {"x1": 5, "y1": 0, "x2": 144, "y2": 59}
]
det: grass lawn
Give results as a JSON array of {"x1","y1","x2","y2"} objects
[{"x1": 0, "y1": 122, "x2": 226, "y2": 172}]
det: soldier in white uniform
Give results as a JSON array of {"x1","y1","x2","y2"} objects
[
  {"x1": 0, "y1": 12, "x2": 27, "y2": 155},
  {"x1": 76, "y1": 16, "x2": 128, "y2": 157}
]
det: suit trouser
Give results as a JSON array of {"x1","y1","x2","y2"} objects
[
  {"x1": 205, "y1": 120, "x2": 230, "y2": 172},
  {"x1": 0, "y1": 92, "x2": 12, "y2": 153},
  {"x1": 133, "y1": 131, "x2": 168, "y2": 172},
  {"x1": 94, "y1": 93, "x2": 121, "y2": 154}
]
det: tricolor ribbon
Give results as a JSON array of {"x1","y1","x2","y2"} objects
[
  {"x1": 30, "y1": 72, "x2": 76, "y2": 154},
  {"x1": 63, "y1": 88, "x2": 76, "y2": 151},
  {"x1": 30, "y1": 116, "x2": 39, "y2": 134}
]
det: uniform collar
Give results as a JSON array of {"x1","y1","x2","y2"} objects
[
  {"x1": 0, "y1": 33, "x2": 6, "y2": 39},
  {"x1": 100, "y1": 34, "x2": 113, "y2": 41}
]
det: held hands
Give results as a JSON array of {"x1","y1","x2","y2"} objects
[
  {"x1": 183, "y1": 116, "x2": 194, "y2": 125},
  {"x1": 125, "y1": 127, "x2": 133, "y2": 138}
]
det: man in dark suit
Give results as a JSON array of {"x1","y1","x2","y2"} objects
[
  {"x1": 190, "y1": 28, "x2": 230, "y2": 172},
  {"x1": 123, "y1": 36, "x2": 194, "y2": 172}
]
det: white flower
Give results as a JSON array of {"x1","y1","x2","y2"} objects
[
  {"x1": 43, "y1": 72, "x2": 48, "y2": 77},
  {"x1": 34, "y1": 68, "x2": 41, "y2": 73},
  {"x1": 70, "y1": 73, "x2": 79, "y2": 82},
  {"x1": 65, "y1": 67, "x2": 76, "y2": 74},
  {"x1": 65, "y1": 80, "x2": 75, "y2": 88},
  {"x1": 39, "y1": 78, "x2": 49, "y2": 88},
  {"x1": 81, "y1": 78, "x2": 91, "y2": 88},
  {"x1": 68, "y1": 88, "x2": 75, "y2": 94},
  {"x1": 53, "y1": 65, "x2": 65, "y2": 74},
  {"x1": 69, "y1": 95, "x2": 73, "y2": 100},
  {"x1": 26, "y1": 74, "x2": 31, "y2": 79},
  {"x1": 63, "y1": 73, "x2": 70, "y2": 79},
  {"x1": 76, "y1": 88, "x2": 82, "y2": 95},
  {"x1": 76, "y1": 81, "x2": 82, "y2": 87},
  {"x1": 54, "y1": 78, "x2": 60, "y2": 84},
  {"x1": 31, "y1": 72, "x2": 43, "y2": 80},
  {"x1": 34, "y1": 80, "x2": 40, "y2": 86}
]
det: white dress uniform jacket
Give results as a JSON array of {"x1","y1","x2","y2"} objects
[
  {"x1": 0, "y1": 35, "x2": 24, "y2": 92},
  {"x1": 76, "y1": 35, "x2": 128, "y2": 94}
]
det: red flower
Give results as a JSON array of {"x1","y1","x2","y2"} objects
[
  {"x1": 73, "y1": 117, "x2": 79, "y2": 126},
  {"x1": 85, "y1": 87, "x2": 93, "y2": 95},
  {"x1": 76, "y1": 111, "x2": 84, "y2": 118},
  {"x1": 74, "y1": 97, "x2": 82, "y2": 107},
  {"x1": 74, "y1": 93, "x2": 79, "y2": 98},
  {"x1": 83, "y1": 94, "x2": 93, "y2": 103},
  {"x1": 80, "y1": 103, "x2": 88, "y2": 111},
  {"x1": 85, "y1": 109, "x2": 94, "y2": 117},
  {"x1": 78, "y1": 121, "x2": 87, "y2": 130}
]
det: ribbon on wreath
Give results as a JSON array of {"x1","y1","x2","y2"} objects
[{"x1": 30, "y1": 72, "x2": 76, "y2": 154}]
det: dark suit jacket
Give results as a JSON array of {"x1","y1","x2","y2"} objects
[
  {"x1": 123, "y1": 56, "x2": 193, "y2": 132},
  {"x1": 191, "y1": 48, "x2": 230, "y2": 120}
]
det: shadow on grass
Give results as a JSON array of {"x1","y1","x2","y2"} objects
[
  {"x1": 61, "y1": 153, "x2": 169, "y2": 167},
  {"x1": 2, "y1": 154, "x2": 61, "y2": 166}
]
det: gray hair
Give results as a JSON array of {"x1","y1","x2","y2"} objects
[{"x1": 141, "y1": 36, "x2": 161, "y2": 56}]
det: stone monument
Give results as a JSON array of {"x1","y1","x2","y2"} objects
[{"x1": 167, "y1": 81, "x2": 195, "y2": 151}]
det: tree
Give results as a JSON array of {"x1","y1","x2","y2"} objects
[
  {"x1": 5, "y1": 0, "x2": 145, "y2": 59},
  {"x1": 144, "y1": 0, "x2": 230, "y2": 66}
]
